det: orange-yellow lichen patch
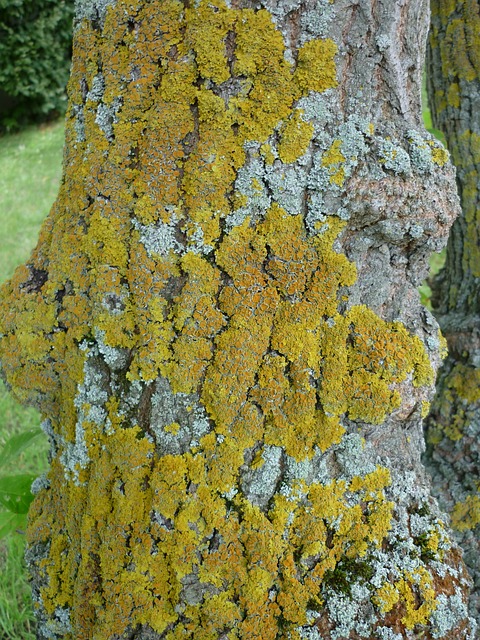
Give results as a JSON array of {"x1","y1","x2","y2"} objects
[
  {"x1": 185, "y1": 0, "x2": 234, "y2": 84},
  {"x1": 449, "y1": 361, "x2": 480, "y2": 402},
  {"x1": 0, "y1": 0, "x2": 342, "y2": 405},
  {"x1": 322, "y1": 139, "x2": 346, "y2": 186},
  {"x1": 294, "y1": 38, "x2": 338, "y2": 95},
  {"x1": 428, "y1": 141, "x2": 449, "y2": 166},
  {"x1": 277, "y1": 109, "x2": 315, "y2": 164},
  {"x1": 206, "y1": 211, "x2": 372, "y2": 458},
  {"x1": 13, "y1": 191, "x2": 435, "y2": 637},
  {"x1": 28, "y1": 427, "x2": 161, "y2": 639},
  {"x1": 427, "y1": 362, "x2": 480, "y2": 444},
  {"x1": 451, "y1": 493, "x2": 480, "y2": 531},
  {"x1": 233, "y1": 9, "x2": 293, "y2": 140},
  {"x1": 444, "y1": 18, "x2": 480, "y2": 83},
  {"x1": 374, "y1": 567, "x2": 437, "y2": 629},
  {"x1": 163, "y1": 252, "x2": 226, "y2": 392},
  {"x1": 319, "y1": 304, "x2": 434, "y2": 424},
  {"x1": 29, "y1": 192, "x2": 435, "y2": 635},
  {"x1": 260, "y1": 142, "x2": 276, "y2": 165},
  {"x1": 262, "y1": 203, "x2": 318, "y2": 297},
  {"x1": 283, "y1": 468, "x2": 393, "y2": 590}
]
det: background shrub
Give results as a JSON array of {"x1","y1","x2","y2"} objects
[{"x1": 0, "y1": 0, "x2": 74, "y2": 132}]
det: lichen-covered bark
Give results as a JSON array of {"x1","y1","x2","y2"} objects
[
  {"x1": 0, "y1": 0, "x2": 476, "y2": 638},
  {"x1": 425, "y1": 0, "x2": 480, "y2": 622}
]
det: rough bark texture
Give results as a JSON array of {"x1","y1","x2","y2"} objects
[
  {"x1": 0, "y1": 0, "x2": 477, "y2": 638},
  {"x1": 425, "y1": 0, "x2": 480, "y2": 622}
]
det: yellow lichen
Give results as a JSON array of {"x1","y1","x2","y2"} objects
[
  {"x1": 260, "y1": 143, "x2": 275, "y2": 165},
  {"x1": 439, "y1": 329, "x2": 448, "y2": 359},
  {"x1": 277, "y1": 109, "x2": 315, "y2": 164},
  {"x1": 319, "y1": 305, "x2": 434, "y2": 424},
  {"x1": 451, "y1": 493, "x2": 480, "y2": 531},
  {"x1": 421, "y1": 400, "x2": 431, "y2": 418},
  {"x1": 294, "y1": 38, "x2": 338, "y2": 95},
  {"x1": 428, "y1": 140, "x2": 449, "y2": 166},
  {"x1": 428, "y1": 362, "x2": 480, "y2": 444},
  {"x1": 374, "y1": 581, "x2": 400, "y2": 614},
  {"x1": 374, "y1": 568, "x2": 438, "y2": 629},
  {"x1": 184, "y1": 0, "x2": 234, "y2": 84},
  {"x1": 447, "y1": 81, "x2": 461, "y2": 107},
  {"x1": 0, "y1": 0, "x2": 444, "y2": 637},
  {"x1": 322, "y1": 139, "x2": 346, "y2": 186}
]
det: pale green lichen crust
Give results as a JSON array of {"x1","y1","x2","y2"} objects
[{"x1": 0, "y1": 1, "x2": 475, "y2": 638}]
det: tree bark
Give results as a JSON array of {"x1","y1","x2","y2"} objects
[
  {"x1": 425, "y1": 0, "x2": 480, "y2": 621},
  {"x1": 0, "y1": 0, "x2": 476, "y2": 638}
]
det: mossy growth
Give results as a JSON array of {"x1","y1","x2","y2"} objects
[
  {"x1": 413, "y1": 532, "x2": 439, "y2": 563},
  {"x1": 322, "y1": 556, "x2": 375, "y2": 597}
]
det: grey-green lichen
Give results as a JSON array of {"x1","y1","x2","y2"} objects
[
  {"x1": 74, "y1": 0, "x2": 116, "y2": 26},
  {"x1": 300, "y1": 0, "x2": 336, "y2": 41},
  {"x1": 149, "y1": 377, "x2": 212, "y2": 455},
  {"x1": 378, "y1": 138, "x2": 412, "y2": 175},
  {"x1": 431, "y1": 591, "x2": 471, "y2": 638},
  {"x1": 133, "y1": 217, "x2": 182, "y2": 258}
]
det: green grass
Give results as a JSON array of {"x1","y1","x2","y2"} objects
[
  {"x1": 0, "y1": 120, "x2": 65, "y2": 282},
  {"x1": 0, "y1": 410, "x2": 46, "y2": 640},
  {"x1": 0, "y1": 536, "x2": 38, "y2": 640},
  {"x1": 0, "y1": 119, "x2": 64, "y2": 640}
]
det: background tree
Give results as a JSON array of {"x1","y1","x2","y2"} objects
[
  {"x1": 0, "y1": 0, "x2": 477, "y2": 638},
  {"x1": 425, "y1": 0, "x2": 480, "y2": 620},
  {"x1": 0, "y1": 0, "x2": 74, "y2": 132}
]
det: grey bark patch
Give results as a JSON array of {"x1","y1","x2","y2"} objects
[
  {"x1": 335, "y1": 433, "x2": 376, "y2": 481},
  {"x1": 150, "y1": 377, "x2": 212, "y2": 455},
  {"x1": 74, "y1": 0, "x2": 116, "y2": 27},
  {"x1": 73, "y1": 104, "x2": 86, "y2": 142},
  {"x1": 133, "y1": 217, "x2": 182, "y2": 258},
  {"x1": 240, "y1": 445, "x2": 283, "y2": 509},
  {"x1": 180, "y1": 572, "x2": 219, "y2": 606},
  {"x1": 87, "y1": 74, "x2": 105, "y2": 103},
  {"x1": 95, "y1": 97, "x2": 122, "y2": 140}
]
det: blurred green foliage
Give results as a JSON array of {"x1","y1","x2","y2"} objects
[{"x1": 0, "y1": 0, "x2": 74, "y2": 132}]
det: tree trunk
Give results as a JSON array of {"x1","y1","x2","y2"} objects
[
  {"x1": 425, "y1": 0, "x2": 480, "y2": 621},
  {"x1": 0, "y1": 0, "x2": 476, "y2": 638}
]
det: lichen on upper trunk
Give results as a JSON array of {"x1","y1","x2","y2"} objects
[{"x1": 0, "y1": 0, "x2": 476, "y2": 638}]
